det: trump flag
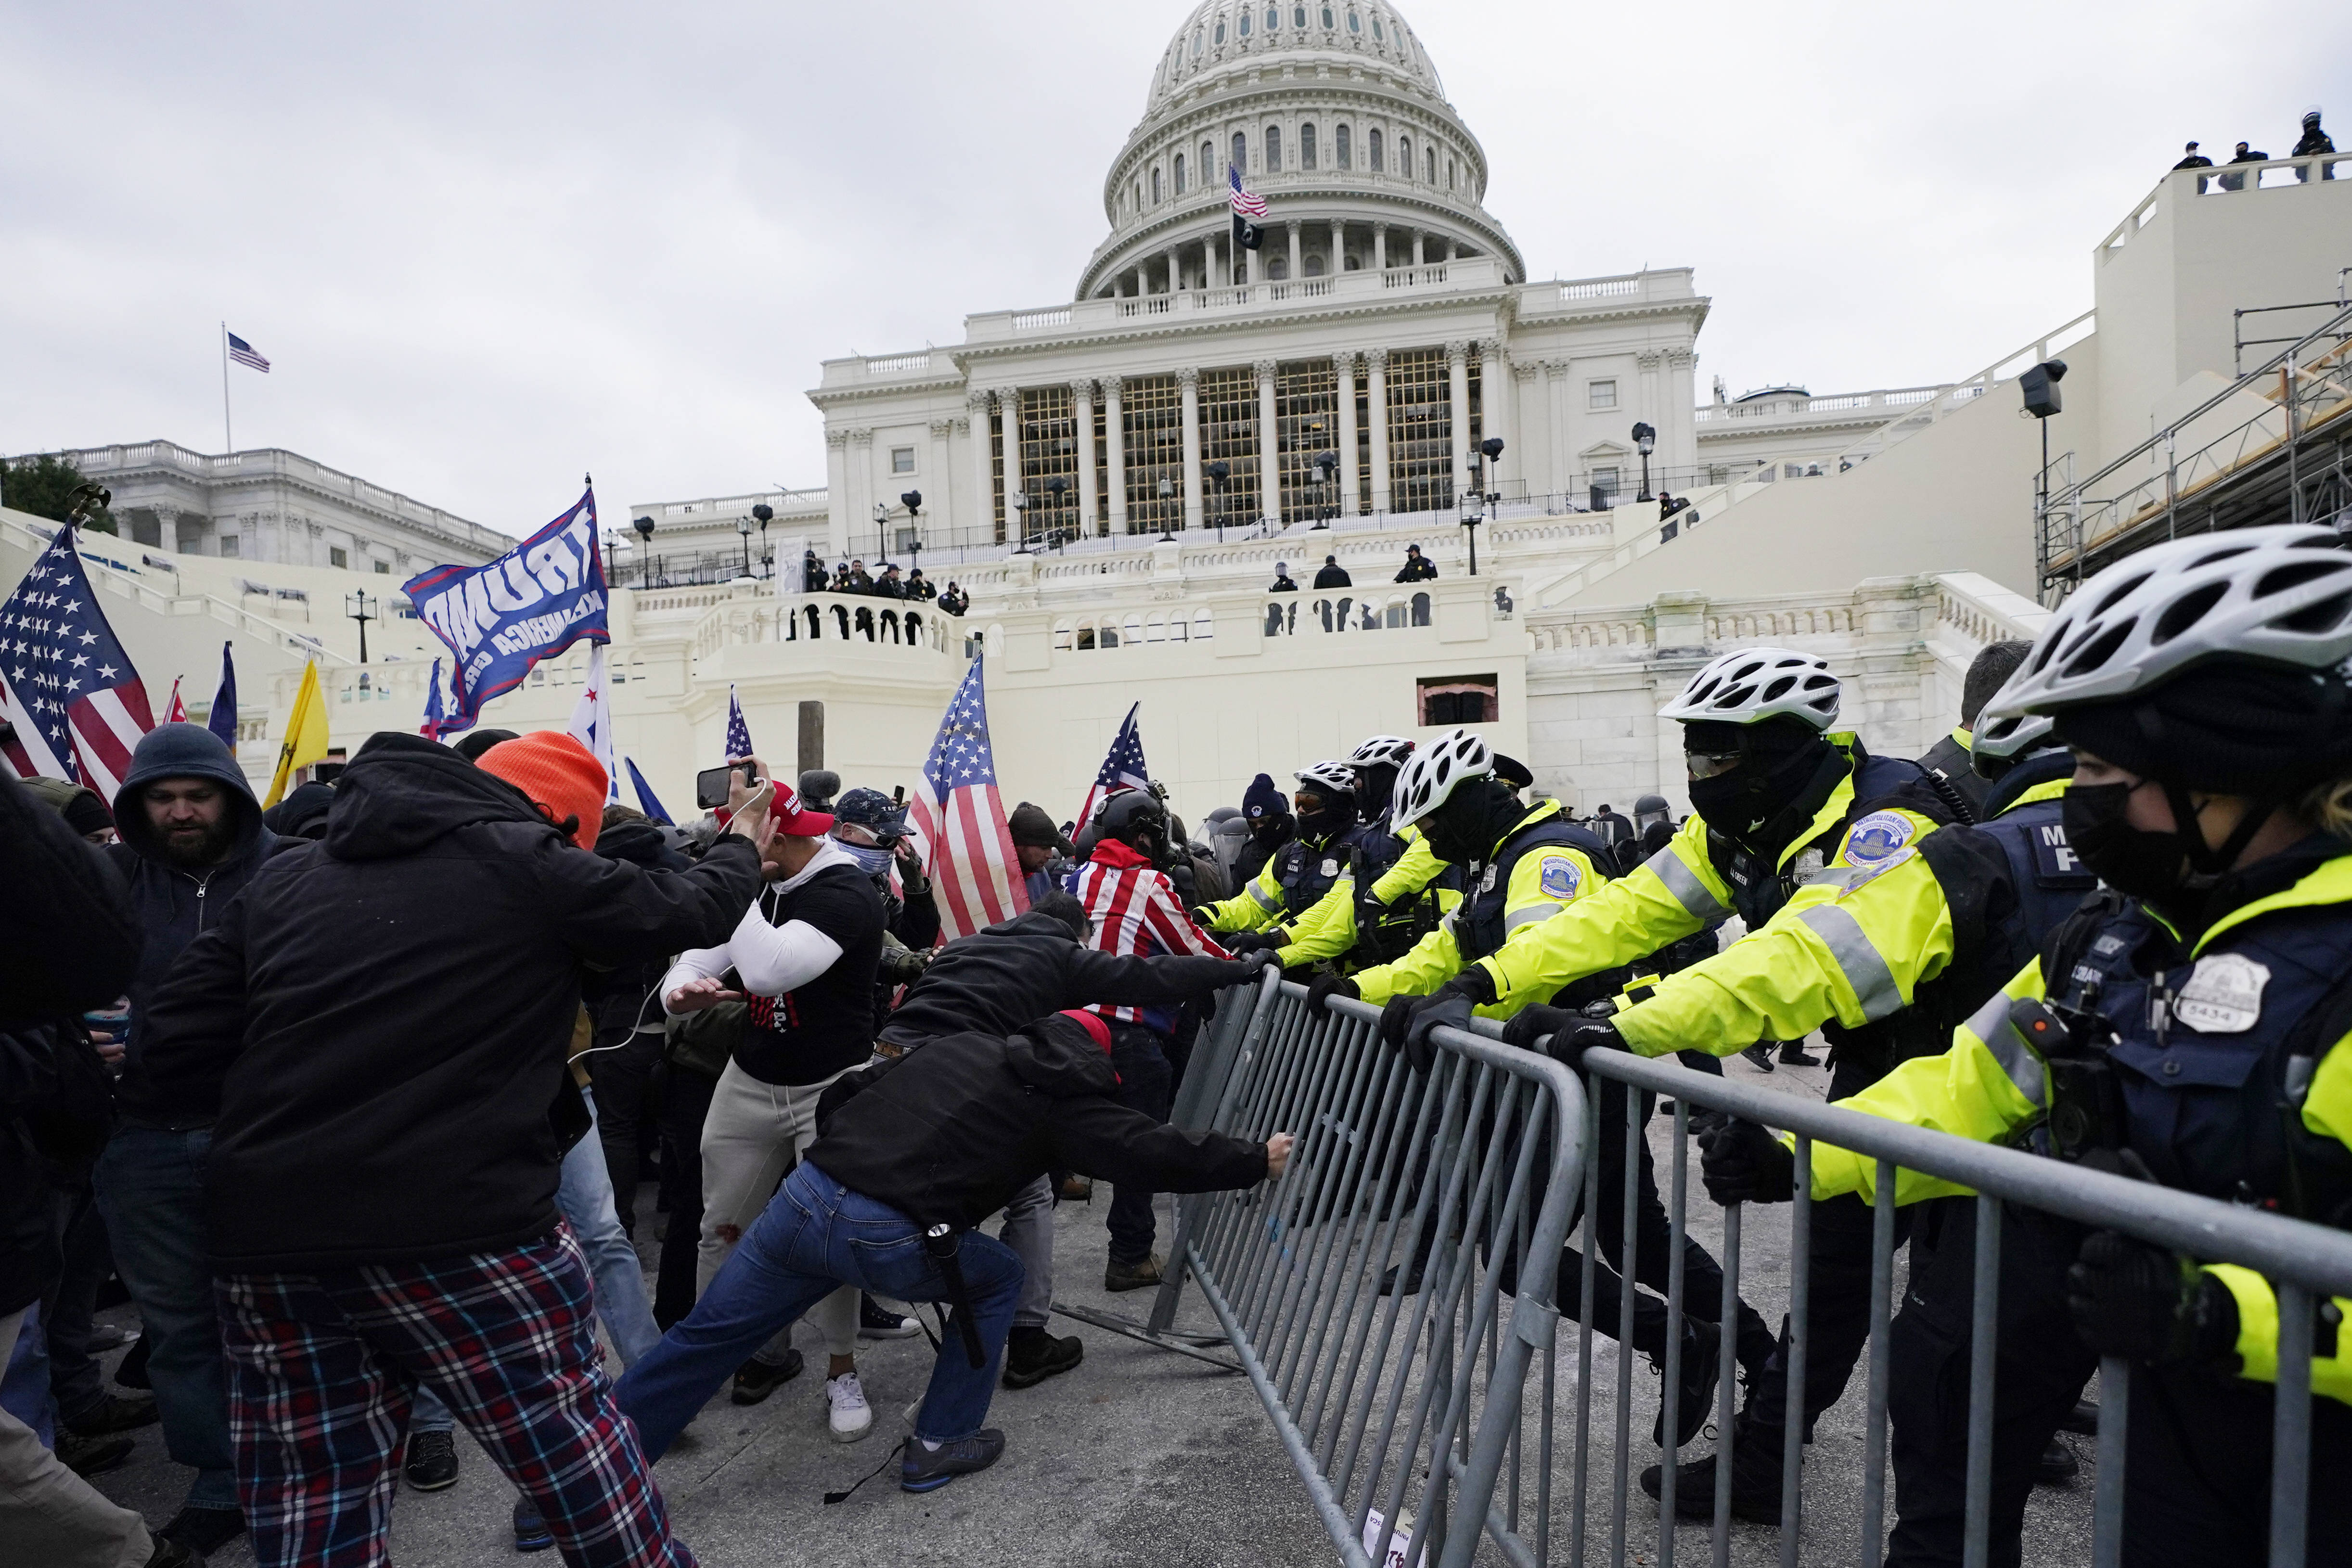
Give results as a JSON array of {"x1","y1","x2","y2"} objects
[{"x1": 404, "y1": 487, "x2": 607, "y2": 726}]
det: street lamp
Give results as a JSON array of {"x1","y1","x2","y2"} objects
[
  {"x1": 631, "y1": 514, "x2": 654, "y2": 591},
  {"x1": 752, "y1": 503, "x2": 773, "y2": 578},
  {"x1": 1157, "y1": 477, "x2": 1177, "y2": 542},
  {"x1": 1458, "y1": 436, "x2": 1504, "y2": 576},
  {"x1": 344, "y1": 591, "x2": 378, "y2": 664},
  {"x1": 1010, "y1": 489, "x2": 1031, "y2": 553},
  {"x1": 734, "y1": 513, "x2": 753, "y2": 578},
  {"x1": 1045, "y1": 475, "x2": 1069, "y2": 550},
  {"x1": 1632, "y1": 422, "x2": 1657, "y2": 502},
  {"x1": 900, "y1": 490, "x2": 923, "y2": 581},
  {"x1": 1207, "y1": 460, "x2": 1231, "y2": 541},
  {"x1": 1311, "y1": 451, "x2": 1339, "y2": 528}
]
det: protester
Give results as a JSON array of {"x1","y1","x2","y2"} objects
[
  {"x1": 1008, "y1": 800, "x2": 1077, "y2": 903},
  {"x1": 1313, "y1": 553, "x2": 1352, "y2": 589},
  {"x1": 579, "y1": 802, "x2": 690, "y2": 1239},
  {"x1": 93, "y1": 722, "x2": 297, "y2": 1556},
  {"x1": 23, "y1": 777, "x2": 116, "y2": 844},
  {"x1": 0, "y1": 773, "x2": 198, "y2": 1567},
  {"x1": 1395, "y1": 544, "x2": 1438, "y2": 583},
  {"x1": 614, "y1": 1005, "x2": 1288, "y2": 1492},
  {"x1": 657, "y1": 766, "x2": 887, "y2": 1438},
  {"x1": 133, "y1": 729, "x2": 769, "y2": 1568}
]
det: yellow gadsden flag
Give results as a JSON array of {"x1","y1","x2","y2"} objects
[{"x1": 264, "y1": 660, "x2": 330, "y2": 808}]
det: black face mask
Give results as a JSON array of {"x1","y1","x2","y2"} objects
[
  {"x1": 1685, "y1": 740, "x2": 1835, "y2": 854},
  {"x1": 2062, "y1": 782, "x2": 2191, "y2": 903}
]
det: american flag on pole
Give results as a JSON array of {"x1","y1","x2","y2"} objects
[
  {"x1": 909, "y1": 657, "x2": 1029, "y2": 941},
  {"x1": 724, "y1": 684, "x2": 754, "y2": 760},
  {"x1": 1229, "y1": 165, "x2": 1268, "y2": 218},
  {"x1": 1076, "y1": 702, "x2": 1150, "y2": 835},
  {"x1": 226, "y1": 331, "x2": 270, "y2": 372},
  {"x1": 0, "y1": 528, "x2": 156, "y2": 797}
]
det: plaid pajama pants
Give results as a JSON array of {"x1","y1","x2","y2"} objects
[{"x1": 217, "y1": 1225, "x2": 694, "y2": 1568}]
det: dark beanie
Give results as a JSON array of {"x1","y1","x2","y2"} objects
[
  {"x1": 63, "y1": 788, "x2": 115, "y2": 838},
  {"x1": 1242, "y1": 773, "x2": 1285, "y2": 821},
  {"x1": 2054, "y1": 664, "x2": 2352, "y2": 794}
]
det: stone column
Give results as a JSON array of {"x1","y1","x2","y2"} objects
[
  {"x1": 925, "y1": 417, "x2": 953, "y2": 537},
  {"x1": 996, "y1": 392, "x2": 1021, "y2": 543},
  {"x1": 964, "y1": 392, "x2": 993, "y2": 544},
  {"x1": 1637, "y1": 350, "x2": 1664, "y2": 492},
  {"x1": 1179, "y1": 367, "x2": 1204, "y2": 533},
  {"x1": 1335, "y1": 352, "x2": 1359, "y2": 514},
  {"x1": 1286, "y1": 221, "x2": 1302, "y2": 283},
  {"x1": 1512, "y1": 362, "x2": 1541, "y2": 501},
  {"x1": 1330, "y1": 218, "x2": 1345, "y2": 275},
  {"x1": 1366, "y1": 348, "x2": 1391, "y2": 514},
  {"x1": 1165, "y1": 243, "x2": 1181, "y2": 294},
  {"x1": 823, "y1": 431, "x2": 850, "y2": 558},
  {"x1": 1665, "y1": 348, "x2": 1698, "y2": 481},
  {"x1": 1373, "y1": 223, "x2": 1388, "y2": 271},
  {"x1": 1072, "y1": 379, "x2": 1099, "y2": 534},
  {"x1": 1478, "y1": 336, "x2": 1508, "y2": 474},
  {"x1": 1413, "y1": 231, "x2": 1426, "y2": 266},
  {"x1": 847, "y1": 428, "x2": 875, "y2": 555},
  {"x1": 1445, "y1": 343, "x2": 1471, "y2": 503},
  {"x1": 1255, "y1": 359, "x2": 1282, "y2": 526},
  {"x1": 1546, "y1": 362, "x2": 1571, "y2": 497},
  {"x1": 1103, "y1": 375, "x2": 1128, "y2": 535}
]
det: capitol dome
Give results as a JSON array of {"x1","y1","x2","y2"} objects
[{"x1": 1076, "y1": 0, "x2": 1522, "y2": 300}]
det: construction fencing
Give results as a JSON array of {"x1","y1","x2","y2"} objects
[{"x1": 1138, "y1": 971, "x2": 2352, "y2": 1568}]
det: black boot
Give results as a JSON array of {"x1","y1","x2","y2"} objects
[
  {"x1": 1639, "y1": 1417, "x2": 1789, "y2": 1523},
  {"x1": 1648, "y1": 1318, "x2": 1721, "y2": 1449}
]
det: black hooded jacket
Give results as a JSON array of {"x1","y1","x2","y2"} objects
[
  {"x1": 808, "y1": 1015, "x2": 1268, "y2": 1231},
  {"x1": 134, "y1": 733, "x2": 764, "y2": 1271},
  {"x1": 878, "y1": 908, "x2": 1251, "y2": 1051}
]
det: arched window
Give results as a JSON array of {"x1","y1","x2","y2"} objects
[
  {"x1": 1232, "y1": 131, "x2": 1247, "y2": 173},
  {"x1": 1294, "y1": 4, "x2": 1308, "y2": 26},
  {"x1": 1151, "y1": 166, "x2": 1162, "y2": 204},
  {"x1": 1370, "y1": 127, "x2": 1383, "y2": 170},
  {"x1": 1173, "y1": 153, "x2": 1186, "y2": 194},
  {"x1": 1371, "y1": 12, "x2": 1384, "y2": 39},
  {"x1": 1425, "y1": 145, "x2": 1437, "y2": 183},
  {"x1": 1265, "y1": 5, "x2": 1278, "y2": 30},
  {"x1": 1300, "y1": 122, "x2": 1317, "y2": 170},
  {"x1": 1348, "y1": 9, "x2": 1361, "y2": 31},
  {"x1": 1202, "y1": 140, "x2": 1214, "y2": 181},
  {"x1": 1214, "y1": 17, "x2": 1226, "y2": 44},
  {"x1": 1398, "y1": 135, "x2": 1412, "y2": 179},
  {"x1": 1305, "y1": 254, "x2": 1324, "y2": 276},
  {"x1": 1266, "y1": 123, "x2": 1283, "y2": 170},
  {"x1": 1192, "y1": 27, "x2": 1204, "y2": 55},
  {"x1": 1238, "y1": 8, "x2": 1251, "y2": 34},
  {"x1": 1323, "y1": 5, "x2": 1336, "y2": 27},
  {"x1": 1268, "y1": 257, "x2": 1288, "y2": 280},
  {"x1": 1336, "y1": 123, "x2": 1351, "y2": 168}
]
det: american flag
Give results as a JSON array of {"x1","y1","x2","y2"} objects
[
  {"x1": 1076, "y1": 702, "x2": 1151, "y2": 835},
  {"x1": 725, "y1": 684, "x2": 754, "y2": 760},
  {"x1": 567, "y1": 643, "x2": 620, "y2": 801},
  {"x1": 0, "y1": 528, "x2": 156, "y2": 797},
  {"x1": 1229, "y1": 165, "x2": 1268, "y2": 218},
  {"x1": 227, "y1": 330, "x2": 270, "y2": 373},
  {"x1": 909, "y1": 657, "x2": 1029, "y2": 941}
]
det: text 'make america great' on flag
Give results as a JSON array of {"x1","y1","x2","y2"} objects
[
  {"x1": 404, "y1": 487, "x2": 607, "y2": 727},
  {"x1": 910, "y1": 658, "x2": 1028, "y2": 941},
  {"x1": 1076, "y1": 701, "x2": 1150, "y2": 834},
  {"x1": 0, "y1": 527, "x2": 156, "y2": 797}
]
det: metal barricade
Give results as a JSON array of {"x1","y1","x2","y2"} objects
[
  {"x1": 1564, "y1": 1047, "x2": 2352, "y2": 1568},
  {"x1": 1148, "y1": 973, "x2": 1590, "y2": 1568}
]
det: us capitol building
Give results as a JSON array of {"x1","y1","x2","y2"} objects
[{"x1": 8, "y1": 0, "x2": 2346, "y2": 820}]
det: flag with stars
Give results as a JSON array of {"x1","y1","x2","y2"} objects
[
  {"x1": 1076, "y1": 702, "x2": 1150, "y2": 835},
  {"x1": 0, "y1": 527, "x2": 156, "y2": 797},
  {"x1": 724, "y1": 684, "x2": 753, "y2": 761},
  {"x1": 566, "y1": 643, "x2": 619, "y2": 801},
  {"x1": 909, "y1": 656, "x2": 1028, "y2": 941}
]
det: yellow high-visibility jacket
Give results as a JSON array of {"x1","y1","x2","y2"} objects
[{"x1": 1272, "y1": 823, "x2": 1454, "y2": 970}]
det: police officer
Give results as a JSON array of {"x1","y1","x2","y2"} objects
[
  {"x1": 1433, "y1": 647, "x2": 1969, "y2": 1519},
  {"x1": 1195, "y1": 762, "x2": 1363, "y2": 955},
  {"x1": 1916, "y1": 639, "x2": 2033, "y2": 822},
  {"x1": 1271, "y1": 736, "x2": 1457, "y2": 974},
  {"x1": 1704, "y1": 527, "x2": 2352, "y2": 1565}
]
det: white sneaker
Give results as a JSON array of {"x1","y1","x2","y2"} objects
[{"x1": 826, "y1": 1372, "x2": 873, "y2": 1443}]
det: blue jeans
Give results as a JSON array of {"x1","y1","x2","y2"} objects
[
  {"x1": 414, "y1": 1087, "x2": 659, "y2": 1434},
  {"x1": 616, "y1": 1162, "x2": 1022, "y2": 1456},
  {"x1": 1106, "y1": 1027, "x2": 1174, "y2": 1265},
  {"x1": 0, "y1": 1300, "x2": 55, "y2": 1446},
  {"x1": 96, "y1": 1123, "x2": 239, "y2": 1512}
]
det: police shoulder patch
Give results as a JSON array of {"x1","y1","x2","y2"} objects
[
  {"x1": 1539, "y1": 854, "x2": 1581, "y2": 900},
  {"x1": 1842, "y1": 810, "x2": 1916, "y2": 866}
]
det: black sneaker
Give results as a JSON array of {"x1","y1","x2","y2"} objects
[
  {"x1": 731, "y1": 1347, "x2": 805, "y2": 1405},
  {"x1": 512, "y1": 1495, "x2": 554, "y2": 1553},
  {"x1": 114, "y1": 1335, "x2": 152, "y2": 1390},
  {"x1": 2060, "y1": 1398, "x2": 2099, "y2": 1436},
  {"x1": 1104, "y1": 1254, "x2": 1164, "y2": 1293},
  {"x1": 159, "y1": 1506, "x2": 246, "y2": 1555},
  {"x1": 2035, "y1": 1437, "x2": 2080, "y2": 1485},
  {"x1": 1739, "y1": 1043, "x2": 1778, "y2": 1072},
  {"x1": 859, "y1": 1294, "x2": 921, "y2": 1340},
  {"x1": 57, "y1": 1429, "x2": 134, "y2": 1478},
  {"x1": 1776, "y1": 1042, "x2": 1822, "y2": 1067},
  {"x1": 1648, "y1": 1319, "x2": 1721, "y2": 1450},
  {"x1": 900, "y1": 1429, "x2": 1006, "y2": 1492},
  {"x1": 404, "y1": 1428, "x2": 460, "y2": 1491},
  {"x1": 66, "y1": 1392, "x2": 160, "y2": 1436},
  {"x1": 1002, "y1": 1326, "x2": 1084, "y2": 1389},
  {"x1": 1639, "y1": 1424, "x2": 1789, "y2": 1524}
]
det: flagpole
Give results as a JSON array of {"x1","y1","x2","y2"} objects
[{"x1": 219, "y1": 321, "x2": 232, "y2": 453}]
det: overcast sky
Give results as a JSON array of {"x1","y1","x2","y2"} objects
[{"x1": 4, "y1": 1, "x2": 2345, "y2": 538}]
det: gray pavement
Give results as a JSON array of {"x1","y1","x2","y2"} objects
[{"x1": 76, "y1": 1046, "x2": 2101, "y2": 1565}]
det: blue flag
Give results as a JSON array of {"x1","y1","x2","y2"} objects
[
  {"x1": 724, "y1": 685, "x2": 753, "y2": 760},
  {"x1": 404, "y1": 488, "x2": 607, "y2": 726},
  {"x1": 625, "y1": 756, "x2": 673, "y2": 825},
  {"x1": 204, "y1": 642, "x2": 238, "y2": 750}
]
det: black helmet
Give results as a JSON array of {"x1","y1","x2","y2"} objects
[{"x1": 1093, "y1": 788, "x2": 1170, "y2": 860}]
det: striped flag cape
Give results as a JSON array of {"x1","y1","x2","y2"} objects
[
  {"x1": 0, "y1": 526, "x2": 155, "y2": 797},
  {"x1": 909, "y1": 657, "x2": 1028, "y2": 941},
  {"x1": 1076, "y1": 702, "x2": 1150, "y2": 834}
]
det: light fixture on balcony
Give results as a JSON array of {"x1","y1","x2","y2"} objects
[
  {"x1": 1009, "y1": 489, "x2": 1032, "y2": 553},
  {"x1": 1207, "y1": 460, "x2": 1232, "y2": 541},
  {"x1": 1311, "y1": 450, "x2": 1340, "y2": 529},
  {"x1": 1045, "y1": 476, "x2": 1070, "y2": 552},
  {"x1": 1461, "y1": 437, "x2": 1504, "y2": 576},
  {"x1": 1157, "y1": 477, "x2": 1177, "y2": 542},
  {"x1": 1631, "y1": 422, "x2": 1657, "y2": 502},
  {"x1": 344, "y1": 590, "x2": 378, "y2": 664},
  {"x1": 753, "y1": 502, "x2": 773, "y2": 578},
  {"x1": 735, "y1": 512, "x2": 754, "y2": 578}
]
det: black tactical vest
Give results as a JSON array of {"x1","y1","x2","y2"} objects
[{"x1": 1456, "y1": 813, "x2": 1614, "y2": 964}]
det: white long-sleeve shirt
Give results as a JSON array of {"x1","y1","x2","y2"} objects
[{"x1": 659, "y1": 839, "x2": 858, "y2": 1008}]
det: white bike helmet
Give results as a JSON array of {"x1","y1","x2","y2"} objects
[
  {"x1": 1658, "y1": 647, "x2": 1841, "y2": 730},
  {"x1": 1295, "y1": 760, "x2": 1357, "y2": 797},
  {"x1": 1985, "y1": 525, "x2": 2352, "y2": 719},
  {"x1": 1391, "y1": 729, "x2": 1494, "y2": 830},
  {"x1": 1348, "y1": 734, "x2": 1417, "y2": 770},
  {"x1": 1967, "y1": 709, "x2": 2059, "y2": 778}
]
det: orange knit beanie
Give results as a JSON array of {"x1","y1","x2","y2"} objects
[{"x1": 475, "y1": 731, "x2": 608, "y2": 851}]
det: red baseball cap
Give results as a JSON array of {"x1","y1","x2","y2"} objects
[{"x1": 765, "y1": 777, "x2": 835, "y2": 837}]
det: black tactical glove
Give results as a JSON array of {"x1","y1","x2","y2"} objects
[
  {"x1": 1501, "y1": 1003, "x2": 1577, "y2": 1055},
  {"x1": 1306, "y1": 974, "x2": 1360, "y2": 1016},
  {"x1": 1545, "y1": 1020, "x2": 1625, "y2": 1073},
  {"x1": 2065, "y1": 1231, "x2": 2240, "y2": 1368},
  {"x1": 1379, "y1": 991, "x2": 1474, "y2": 1074},
  {"x1": 1698, "y1": 1119, "x2": 1797, "y2": 1205},
  {"x1": 1224, "y1": 930, "x2": 1282, "y2": 957}
]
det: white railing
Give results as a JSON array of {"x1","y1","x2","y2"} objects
[
  {"x1": 960, "y1": 257, "x2": 1512, "y2": 347},
  {"x1": 646, "y1": 488, "x2": 829, "y2": 523},
  {"x1": 689, "y1": 591, "x2": 956, "y2": 661},
  {"x1": 2098, "y1": 153, "x2": 2352, "y2": 257},
  {"x1": 1694, "y1": 385, "x2": 1952, "y2": 424}
]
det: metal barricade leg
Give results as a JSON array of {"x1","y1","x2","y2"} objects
[
  {"x1": 1863, "y1": 1158, "x2": 1897, "y2": 1568},
  {"x1": 1611, "y1": 1084, "x2": 1641, "y2": 1568},
  {"x1": 1713, "y1": 1202, "x2": 1740, "y2": 1568},
  {"x1": 2271, "y1": 1281, "x2": 2314, "y2": 1568},
  {"x1": 1781, "y1": 1137, "x2": 1811, "y2": 1568},
  {"x1": 1658, "y1": 1097, "x2": 1690, "y2": 1568},
  {"x1": 2092, "y1": 1357, "x2": 2128, "y2": 1568},
  {"x1": 1571, "y1": 1082, "x2": 1600, "y2": 1568},
  {"x1": 1961, "y1": 1194, "x2": 2002, "y2": 1568}
]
